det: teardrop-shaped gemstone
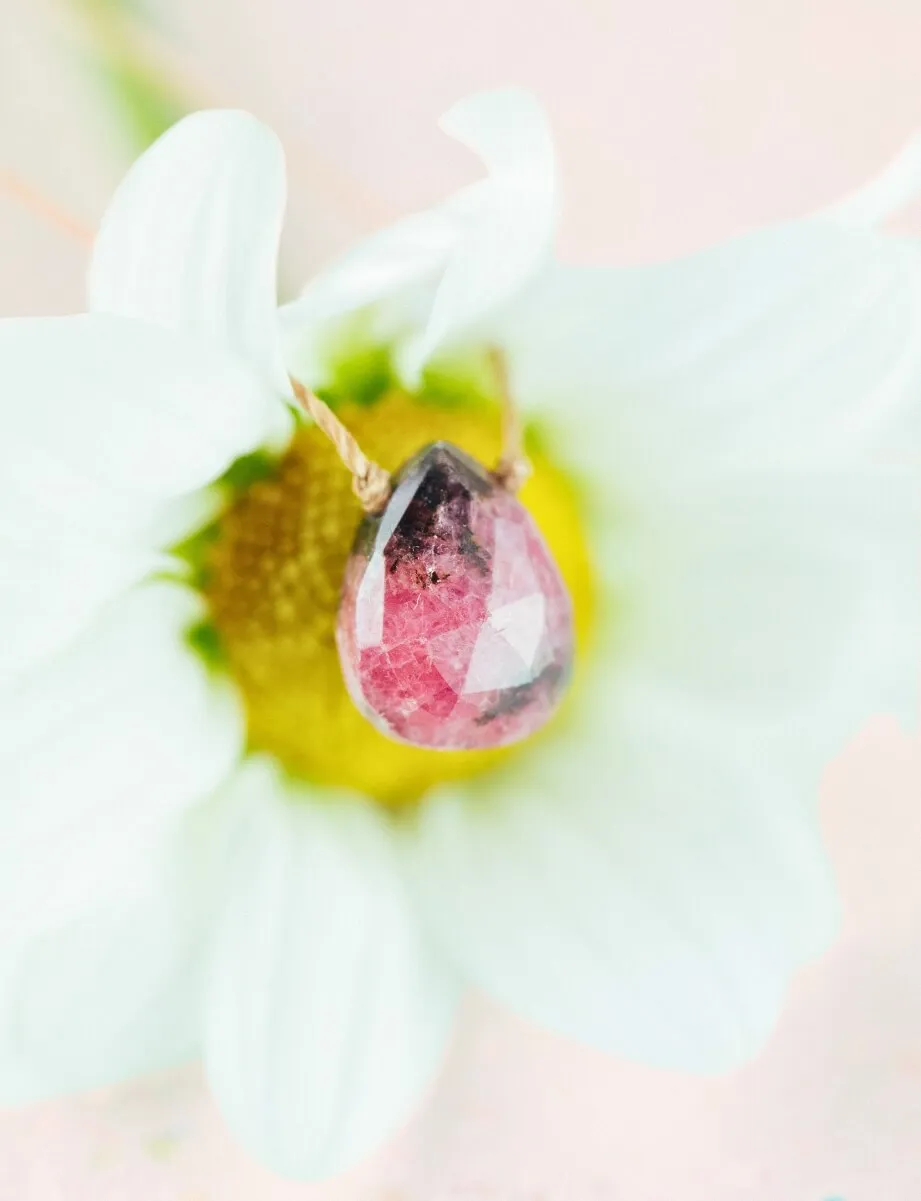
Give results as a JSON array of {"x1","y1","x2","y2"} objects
[{"x1": 336, "y1": 442, "x2": 574, "y2": 750}]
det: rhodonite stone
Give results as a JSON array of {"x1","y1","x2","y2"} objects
[{"x1": 336, "y1": 442, "x2": 574, "y2": 750}]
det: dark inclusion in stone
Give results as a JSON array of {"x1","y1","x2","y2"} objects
[{"x1": 336, "y1": 442, "x2": 574, "y2": 750}]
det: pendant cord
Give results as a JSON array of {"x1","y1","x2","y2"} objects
[
  {"x1": 290, "y1": 378, "x2": 393, "y2": 513},
  {"x1": 291, "y1": 349, "x2": 529, "y2": 515},
  {"x1": 489, "y1": 346, "x2": 531, "y2": 492}
]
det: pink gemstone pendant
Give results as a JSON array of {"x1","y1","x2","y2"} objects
[{"x1": 336, "y1": 442, "x2": 574, "y2": 750}]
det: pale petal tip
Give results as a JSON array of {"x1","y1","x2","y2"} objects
[
  {"x1": 410, "y1": 88, "x2": 556, "y2": 371},
  {"x1": 822, "y1": 131, "x2": 921, "y2": 226},
  {"x1": 89, "y1": 103, "x2": 290, "y2": 404},
  {"x1": 439, "y1": 86, "x2": 549, "y2": 140}
]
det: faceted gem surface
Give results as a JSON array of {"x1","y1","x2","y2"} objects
[
  {"x1": 337, "y1": 442, "x2": 574, "y2": 750},
  {"x1": 200, "y1": 391, "x2": 594, "y2": 806}
]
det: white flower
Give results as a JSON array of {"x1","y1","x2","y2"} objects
[{"x1": 1, "y1": 91, "x2": 919, "y2": 1180}]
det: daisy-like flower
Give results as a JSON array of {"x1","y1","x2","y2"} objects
[{"x1": 1, "y1": 90, "x2": 919, "y2": 1179}]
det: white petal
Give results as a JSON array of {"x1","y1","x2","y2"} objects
[
  {"x1": 0, "y1": 538, "x2": 160, "y2": 682},
  {"x1": 282, "y1": 206, "x2": 461, "y2": 347},
  {"x1": 823, "y1": 133, "x2": 921, "y2": 226},
  {"x1": 0, "y1": 312, "x2": 280, "y2": 675},
  {"x1": 631, "y1": 468, "x2": 921, "y2": 744},
  {"x1": 497, "y1": 222, "x2": 921, "y2": 740},
  {"x1": 406, "y1": 88, "x2": 557, "y2": 371},
  {"x1": 281, "y1": 88, "x2": 556, "y2": 383},
  {"x1": 204, "y1": 761, "x2": 458, "y2": 1180},
  {"x1": 0, "y1": 796, "x2": 226, "y2": 1103},
  {"x1": 502, "y1": 224, "x2": 921, "y2": 475},
  {"x1": 0, "y1": 581, "x2": 243, "y2": 945},
  {"x1": 0, "y1": 314, "x2": 276, "y2": 510},
  {"x1": 89, "y1": 109, "x2": 291, "y2": 400},
  {"x1": 409, "y1": 694, "x2": 837, "y2": 1074}
]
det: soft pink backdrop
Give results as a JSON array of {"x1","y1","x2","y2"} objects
[{"x1": 2, "y1": 0, "x2": 921, "y2": 1197}]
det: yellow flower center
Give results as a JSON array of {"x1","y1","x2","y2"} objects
[{"x1": 201, "y1": 389, "x2": 595, "y2": 807}]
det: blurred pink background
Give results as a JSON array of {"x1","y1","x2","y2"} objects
[{"x1": 2, "y1": 0, "x2": 921, "y2": 1196}]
